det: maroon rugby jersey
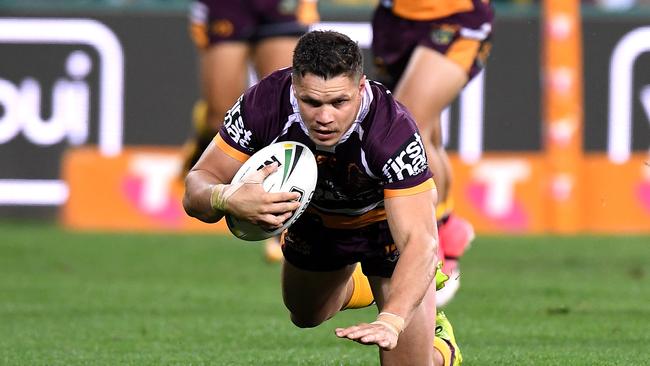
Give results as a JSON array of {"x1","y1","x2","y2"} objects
[
  {"x1": 214, "y1": 68, "x2": 434, "y2": 229},
  {"x1": 386, "y1": 0, "x2": 492, "y2": 23}
]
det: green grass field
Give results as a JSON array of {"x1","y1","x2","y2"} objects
[{"x1": 0, "y1": 221, "x2": 648, "y2": 365}]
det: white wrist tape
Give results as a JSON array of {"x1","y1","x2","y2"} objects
[
  {"x1": 372, "y1": 312, "x2": 405, "y2": 336},
  {"x1": 209, "y1": 182, "x2": 244, "y2": 213}
]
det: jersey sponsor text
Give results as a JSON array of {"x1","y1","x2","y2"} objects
[
  {"x1": 223, "y1": 96, "x2": 252, "y2": 150},
  {"x1": 382, "y1": 133, "x2": 428, "y2": 183}
]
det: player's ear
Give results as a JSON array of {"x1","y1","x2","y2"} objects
[{"x1": 357, "y1": 74, "x2": 366, "y2": 93}]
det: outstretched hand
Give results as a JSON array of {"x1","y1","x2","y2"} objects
[
  {"x1": 225, "y1": 163, "x2": 301, "y2": 229},
  {"x1": 335, "y1": 322, "x2": 399, "y2": 351}
]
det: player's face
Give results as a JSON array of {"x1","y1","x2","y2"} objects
[{"x1": 293, "y1": 72, "x2": 366, "y2": 147}]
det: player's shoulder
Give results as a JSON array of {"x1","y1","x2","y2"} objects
[
  {"x1": 221, "y1": 68, "x2": 292, "y2": 153},
  {"x1": 363, "y1": 79, "x2": 419, "y2": 143},
  {"x1": 368, "y1": 80, "x2": 413, "y2": 121},
  {"x1": 360, "y1": 79, "x2": 428, "y2": 180},
  {"x1": 244, "y1": 67, "x2": 292, "y2": 104},
  {"x1": 241, "y1": 68, "x2": 292, "y2": 127}
]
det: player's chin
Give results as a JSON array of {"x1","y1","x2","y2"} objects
[{"x1": 309, "y1": 131, "x2": 338, "y2": 146}]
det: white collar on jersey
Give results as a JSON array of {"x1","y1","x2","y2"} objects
[{"x1": 289, "y1": 77, "x2": 374, "y2": 152}]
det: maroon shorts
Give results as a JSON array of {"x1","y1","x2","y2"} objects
[
  {"x1": 371, "y1": 4, "x2": 494, "y2": 90},
  {"x1": 281, "y1": 213, "x2": 399, "y2": 278},
  {"x1": 189, "y1": 0, "x2": 307, "y2": 49}
]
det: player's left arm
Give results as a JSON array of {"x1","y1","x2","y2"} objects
[
  {"x1": 382, "y1": 186, "x2": 439, "y2": 323},
  {"x1": 335, "y1": 184, "x2": 439, "y2": 350}
]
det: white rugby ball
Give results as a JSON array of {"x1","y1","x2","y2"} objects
[{"x1": 225, "y1": 141, "x2": 317, "y2": 241}]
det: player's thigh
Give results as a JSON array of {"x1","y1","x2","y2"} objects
[
  {"x1": 200, "y1": 43, "x2": 251, "y2": 115},
  {"x1": 282, "y1": 260, "x2": 356, "y2": 320},
  {"x1": 394, "y1": 46, "x2": 467, "y2": 137},
  {"x1": 252, "y1": 37, "x2": 299, "y2": 78}
]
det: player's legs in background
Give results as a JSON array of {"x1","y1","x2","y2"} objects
[
  {"x1": 394, "y1": 46, "x2": 466, "y2": 201},
  {"x1": 252, "y1": 36, "x2": 301, "y2": 263},
  {"x1": 200, "y1": 43, "x2": 250, "y2": 132},
  {"x1": 263, "y1": 235, "x2": 285, "y2": 263},
  {"x1": 392, "y1": 46, "x2": 472, "y2": 307},
  {"x1": 252, "y1": 37, "x2": 299, "y2": 77},
  {"x1": 182, "y1": 43, "x2": 250, "y2": 173}
]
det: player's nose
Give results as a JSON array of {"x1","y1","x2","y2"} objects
[{"x1": 314, "y1": 105, "x2": 335, "y2": 124}]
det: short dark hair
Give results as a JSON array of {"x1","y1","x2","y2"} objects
[{"x1": 292, "y1": 30, "x2": 363, "y2": 81}]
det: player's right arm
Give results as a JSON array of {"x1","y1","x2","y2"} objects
[
  {"x1": 183, "y1": 139, "x2": 243, "y2": 223},
  {"x1": 183, "y1": 138, "x2": 301, "y2": 227}
]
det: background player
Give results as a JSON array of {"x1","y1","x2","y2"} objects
[
  {"x1": 372, "y1": 0, "x2": 494, "y2": 306},
  {"x1": 182, "y1": 0, "x2": 319, "y2": 261}
]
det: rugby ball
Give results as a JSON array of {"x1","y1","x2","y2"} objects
[{"x1": 225, "y1": 141, "x2": 317, "y2": 241}]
